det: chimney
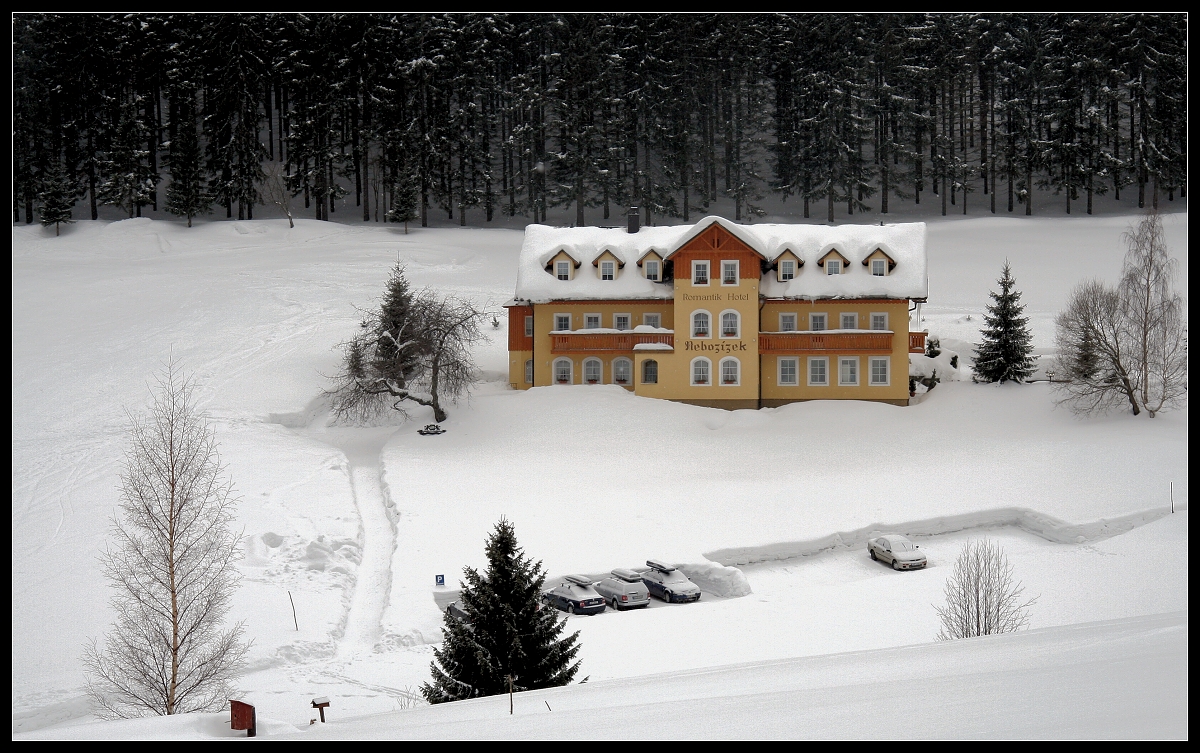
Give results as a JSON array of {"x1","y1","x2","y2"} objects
[{"x1": 627, "y1": 206, "x2": 640, "y2": 234}]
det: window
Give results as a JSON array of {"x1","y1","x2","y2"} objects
[
  {"x1": 553, "y1": 358, "x2": 573, "y2": 384},
  {"x1": 524, "y1": 359, "x2": 533, "y2": 384},
  {"x1": 554, "y1": 314, "x2": 571, "y2": 331},
  {"x1": 869, "y1": 357, "x2": 890, "y2": 385},
  {"x1": 601, "y1": 260, "x2": 615, "y2": 280},
  {"x1": 720, "y1": 358, "x2": 740, "y2": 385},
  {"x1": 810, "y1": 313, "x2": 827, "y2": 331},
  {"x1": 872, "y1": 259, "x2": 887, "y2": 276},
  {"x1": 583, "y1": 358, "x2": 602, "y2": 384},
  {"x1": 721, "y1": 311, "x2": 740, "y2": 338},
  {"x1": 692, "y1": 261, "x2": 709, "y2": 285},
  {"x1": 614, "y1": 314, "x2": 631, "y2": 331},
  {"x1": 584, "y1": 314, "x2": 601, "y2": 329},
  {"x1": 524, "y1": 315, "x2": 533, "y2": 337},
  {"x1": 692, "y1": 311, "x2": 711, "y2": 338},
  {"x1": 643, "y1": 313, "x2": 661, "y2": 329},
  {"x1": 642, "y1": 359, "x2": 659, "y2": 384},
  {"x1": 645, "y1": 260, "x2": 660, "y2": 280},
  {"x1": 779, "y1": 313, "x2": 797, "y2": 332},
  {"x1": 839, "y1": 357, "x2": 859, "y2": 385},
  {"x1": 691, "y1": 358, "x2": 711, "y2": 385},
  {"x1": 556, "y1": 261, "x2": 571, "y2": 280},
  {"x1": 808, "y1": 357, "x2": 828, "y2": 386},
  {"x1": 871, "y1": 313, "x2": 888, "y2": 331},
  {"x1": 826, "y1": 260, "x2": 842, "y2": 275},
  {"x1": 780, "y1": 259, "x2": 795, "y2": 281},
  {"x1": 722, "y1": 260, "x2": 739, "y2": 285},
  {"x1": 841, "y1": 313, "x2": 858, "y2": 330},
  {"x1": 613, "y1": 358, "x2": 632, "y2": 385},
  {"x1": 779, "y1": 357, "x2": 799, "y2": 386}
]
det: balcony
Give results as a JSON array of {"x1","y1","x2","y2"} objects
[
  {"x1": 759, "y1": 331, "x2": 894, "y2": 354},
  {"x1": 909, "y1": 331, "x2": 927, "y2": 353},
  {"x1": 551, "y1": 331, "x2": 674, "y2": 353}
]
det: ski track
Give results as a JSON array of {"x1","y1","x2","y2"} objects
[{"x1": 337, "y1": 461, "x2": 396, "y2": 659}]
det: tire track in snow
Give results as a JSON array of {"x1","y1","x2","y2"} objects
[{"x1": 337, "y1": 459, "x2": 396, "y2": 658}]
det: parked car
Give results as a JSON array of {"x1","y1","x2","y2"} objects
[
  {"x1": 542, "y1": 574, "x2": 607, "y2": 615},
  {"x1": 867, "y1": 534, "x2": 927, "y2": 570},
  {"x1": 594, "y1": 568, "x2": 651, "y2": 610},
  {"x1": 444, "y1": 600, "x2": 472, "y2": 627},
  {"x1": 642, "y1": 560, "x2": 701, "y2": 603}
]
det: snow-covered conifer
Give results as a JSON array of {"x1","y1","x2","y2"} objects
[
  {"x1": 37, "y1": 156, "x2": 76, "y2": 235},
  {"x1": 973, "y1": 261, "x2": 1036, "y2": 383},
  {"x1": 164, "y1": 102, "x2": 211, "y2": 227}
]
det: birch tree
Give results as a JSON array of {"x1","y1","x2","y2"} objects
[
  {"x1": 935, "y1": 538, "x2": 1036, "y2": 640},
  {"x1": 83, "y1": 363, "x2": 248, "y2": 717}
]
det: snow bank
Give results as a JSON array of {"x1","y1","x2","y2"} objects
[{"x1": 676, "y1": 562, "x2": 753, "y2": 598}]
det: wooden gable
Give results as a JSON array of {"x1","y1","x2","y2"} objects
[
  {"x1": 816, "y1": 248, "x2": 850, "y2": 268},
  {"x1": 591, "y1": 249, "x2": 625, "y2": 279},
  {"x1": 636, "y1": 249, "x2": 663, "y2": 267},
  {"x1": 671, "y1": 223, "x2": 763, "y2": 280},
  {"x1": 544, "y1": 249, "x2": 582, "y2": 277},
  {"x1": 862, "y1": 247, "x2": 897, "y2": 273},
  {"x1": 774, "y1": 249, "x2": 804, "y2": 282}
]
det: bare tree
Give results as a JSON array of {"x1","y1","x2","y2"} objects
[
  {"x1": 329, "y1": 264, "x2": 489, "y2": 423},
  {"x1": 935, "y1": 538, "x2": 1037, "y2": 641},
  {"x1": 83, "y1": 363, "x2": 248, "y2": 717},
  {"x1": 1055, "y1": 211, "x2": 1187, "y2": 417},
  {"x1": 261, "y1": 162, "x2": 295, "y2": 228}
]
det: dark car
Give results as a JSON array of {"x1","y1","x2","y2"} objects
[
  {"x1": 641, "y1": 560, "x2": 701, "y2": 603},
  {"x1": 542, "y1": 574, "x2": 607, "y2": 615},
  {"x1": 444, "y1": 600, "x2": 472, "y2": 627}
]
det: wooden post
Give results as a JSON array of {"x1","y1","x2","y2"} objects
[
  {"x1": 508, "y1": 674, "x2": 513, "y2": 715},
  {"x1": 288, "y1": 591, "x2": 298, "y2": 631}
]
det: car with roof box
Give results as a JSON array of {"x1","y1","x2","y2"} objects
[
  {"x1": 641, "y1": 560, "x2": 701, "y2": 603},
  {"x1": 594, "y1": 568, "x2": 651, "y2": 610},
  {"x1": 542, "y1": 574, "x2": 607, "y2": 615}
]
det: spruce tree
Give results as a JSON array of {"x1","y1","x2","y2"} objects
[
  {"x1": 373, "y1": 263, "x2": 424, "y2": 386},
  {"x1": 385, "y1": 170, "x2": 419, "y2": 234},
  {"x1": 422, "y1": 518, "x2": 580, "y2": 704},
  {"x1": 973, "y1": 261, "x2": 1037, "y2": 383},
  {"x1": 164, "y1": 103, "x2": 211, "y2": 227},
  {"x1": 38, "y1": 156, "x2": 76, "y2": 236}
]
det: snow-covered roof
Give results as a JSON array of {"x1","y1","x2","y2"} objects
[{"x1": 513, "y1": 217, "x2": 928, "y2": 303}]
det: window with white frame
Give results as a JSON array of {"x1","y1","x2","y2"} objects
[
  {"x1": 692, "y1": 311, "x2": 711, "y2": 338},
  {"x1": 720, "y1": 311, "x2": 740, "y2": 338},
  {"x1": 613, "y1": 358, "x2": 632, "y2": 385},
  {"x1": 583, "y1": 358, "x2": 603, "y2": 383},
  {"x1": 826, "y1": 259, "x2": 842, "y2": 275},
  {"x1": 722, "y1": 260, "x2": 739, "y2": 285},
  {"x1": 808, "y1": 357, "x2": 828, "y2": 386},
  {"x1": 692, "y1": 260, "x2": 709, "y2": 285},
  {"x1": 601, "y1": 260, "x2": 615, "y2": 280},
  {"x1": 780, "y1": 259, "x2": 795, "y2": 281},
  {"x1": 839, "y1": 357, "x2": 859, "y2": 385},
  {"x1": 614, "y1": 314, "x2": 631, "y2": 331},
  {"x1": 871, "y1": 312, "x2": 888, "y2": 331},
  {"x1": 810, "y1": 313, "x2": 827, "y2": 331},
  {"x1": 779, "y1": 313, "x2": 797, "y2": 332},
  {"x1": 779, "y1": 357, "x2": 799, "y2": 386},
  {"x1": 841, "y1": 313, "x2": 858, "y2": 330},
  {"x1": 720, "y1": 357, "x2": 740, "y2": 385},
  {"x1": 554, "y1": 314, "x2": 571, "y2": 331},
  {"x1": 553, "y1": 358, "x2": 573, "y2": 384},
  {"x1": 869, "y1": 357, "x2": 890, "y2": 385},
  {"x1": 645, "y1": 260, "x2": 660, "y2": 280},
  {"x1": 584, "y1": 314, "x2": 601, "y2": 329},
  {"x1": 691, "y1": 358, "x2": 711, "y2": 385},
  {"x1": 524, "y1": 359, "x2": 533, "y2": 384},
  {"x1": 642, "y1": 359, "x2": 659, "y2": 384},
  {"x1": 643, "y1": 313, "x2": 661, "y2": 329},
  {"x1": 872, "y1": 259, "x2": 887, "y2": 276},
  {"x1": 556, "y1": 260, "x2": 571, "y2": 280}
]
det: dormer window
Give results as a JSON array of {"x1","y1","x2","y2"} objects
[
  {"x1": 826, "y1": 260, "x2": 842, "y2": 275},
  {"x1": 780, "y1": 259, "x2": 795, "y2": 281},
  {"x1": 645, "y1": 260, "x2": 660, "y2": 281},
  {"x1": 601, "y1": 261, "x2": 615, "y2": 280},
  {"x1": 872, "y1": 259, "x2": 886, "y2": 276},
  {"x1": 556, "y1": 261, "x2": 570, "y2": 280}
]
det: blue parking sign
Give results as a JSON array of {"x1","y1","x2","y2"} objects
[{"x1": 435, "y1": 574, "x2": 445, "y2": 586}]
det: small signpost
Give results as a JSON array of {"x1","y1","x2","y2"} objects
[
  {"x1": 230, "y1": 699, "x2": 256, "y2": 737},
  {"x1": 435, "y1": 574, "x2": 445, "y2": 586},
  {"x1": 311, "y1": 696, "x2": 331, "y2": 723}
]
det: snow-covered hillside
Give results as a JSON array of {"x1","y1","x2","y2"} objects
[{"x1": 11, "y1": 211, "x2": 1188, "y2": 737}]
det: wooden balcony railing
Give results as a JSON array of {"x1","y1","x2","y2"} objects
[
  {"x1": 759, "y1": 331, "x2": 893, "y2": 354},
  {"x1": 909, "y1": 331, "x2": 927, "y2": 354},
  {"x1": 551, "y1": 331, "x2": 674, "y2": 353}
]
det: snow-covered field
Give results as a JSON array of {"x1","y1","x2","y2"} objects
[{"x1": 11, "y1": 210, "x2": 1188, "y2": 738}]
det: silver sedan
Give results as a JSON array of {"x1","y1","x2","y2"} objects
[
  {"x1": 594, "y1": 568, "x2": 651, "y2": 610},
  {"x1": 867, "y1": 534, "x2": 927, "y2": 570}
]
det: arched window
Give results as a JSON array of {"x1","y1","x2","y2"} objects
[
  {"x1": 583, "y1": 358, "x2": 603, "y2": 384},
  {"x1": 553, "y1": 358, "x2": 573, "y2": 384},
  {"x1": 692, "y1": 311, "x2": 711, "y2": 338},
  {"x1": 613, "y1": 358, "x2": 632, "y2": 385},
  {"x1": 691, "y1": 358, "x2": 712, "y2": 386},
  {"x1": 720, "y1": 357, "x2": 740, "y2": 386},
  {"x1": 642, "y1": 359, "x2": 659, "y2": 384},
  {"x1": 524, "y1": 359, "x2": 533, "y2": 384},
  {"x1": 720, "y1": 310, "x2": 740, "y2": 338}
]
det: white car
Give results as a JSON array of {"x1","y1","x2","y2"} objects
[
  {"x1": 594, "y1": 568, "x2": 651, "y2": 610},
  {"x1": 867, "y1": 534, "x2": 927, "y2": 570}
]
